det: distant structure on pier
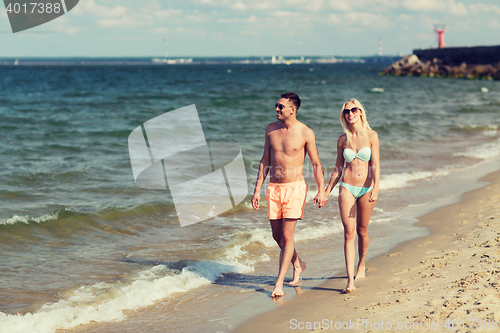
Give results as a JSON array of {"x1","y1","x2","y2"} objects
[
  {"x1": 434, "y1": 24, "x2": 446, "y2": 49},
  {"x1": 378, "y1": 38, "x2": 382, "y2": 56},
  {"x1": 163, "y1": 34, "x2": 168, "y2": 58}
]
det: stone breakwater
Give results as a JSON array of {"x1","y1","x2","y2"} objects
[{"x1": 382, "y1": 54, "x2": 500, "y2": 80}]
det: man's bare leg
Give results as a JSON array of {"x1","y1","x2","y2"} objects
[
  {"x1": 289, "y1": 257, "x2": 306, "y2": 285},
  {"x1": 271, "y1": 219, "x2": 297, "y2": 297},
  {"x1": 270, "y1": 220, "x2": 306, "y2": 286}
]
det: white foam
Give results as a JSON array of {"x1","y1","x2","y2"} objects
[
  {"x1": 0, "y1": 212, "x2": 59, "y2": 226},
  {"x1": 306, "y1": 188, "x2": 319, "y2": 202},
  {"x1": 454, "y1": 138, "x2": 500, "y2": 160},
  {"x1": 216, "y1": 216, "x2": 346, "y2": 270},
  {"x1": 468, "y1": 124, "x2": 498, "y2": 130},
  {"x1": 455, "y1": 124, "x2": 499, "y2": 136},
  {"x1": 305, "y1": 169, "x2": 450, "y2": 198},
  {"x1": 0, "y1": 260, "x2": 250, "y2": 333},
  {"x1": 295, "y1": 222, "x2": 343, "y2": 241},
  {"x1": 379, "y1": 169, "x2": 449, "y2": 190}
]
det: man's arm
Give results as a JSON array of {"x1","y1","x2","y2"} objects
[
  {"x1": 303, "y1": 127, "x2": 327, "y2": 208},
  {"x1": 252, "y1": 124, "x2": 272, "y2": 210},
  {"x1": 325, "y1": 136, "x2": 345, "y2": 194}
]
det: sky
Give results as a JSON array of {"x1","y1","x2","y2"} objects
[{"x1": 0, "y1": 0, "x2": 499, "y2": 58}]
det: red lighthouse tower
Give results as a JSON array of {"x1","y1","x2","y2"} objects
[{"x1": 434, "y1": 24, "x2": 446, "y2": 49}]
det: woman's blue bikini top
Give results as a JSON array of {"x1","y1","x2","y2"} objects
[{"x1": 343, "y1": 147, "x2": 371, "y2": 163}]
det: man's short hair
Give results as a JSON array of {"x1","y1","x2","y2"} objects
[{"x1": 281, "y1": 92, "x2": 301, "y2": 111}]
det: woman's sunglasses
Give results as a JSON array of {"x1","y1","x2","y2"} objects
[{"x1": 343, "y1": 107, "x2": 360, "y2": 115}]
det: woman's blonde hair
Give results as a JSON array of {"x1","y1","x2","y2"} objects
[{"x1": 339, "y1": 98, "x2": 371, "y2": 146}]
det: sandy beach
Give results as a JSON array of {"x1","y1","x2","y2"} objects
[{"x1": 233, "y1": 169, "x2": 500, "y2": 333}]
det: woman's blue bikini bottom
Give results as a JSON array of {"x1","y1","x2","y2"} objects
[{"x1": 340, "y1": 181, "x2": 373, "y2": 199}]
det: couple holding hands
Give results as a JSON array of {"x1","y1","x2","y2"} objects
[{"x1": 251, "y1": 93, "x2": 380, "y2": 297}]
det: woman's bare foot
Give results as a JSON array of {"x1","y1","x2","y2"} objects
[
  {"x1": 289, "y1": 259, "x2": 306, "y2": 285},
  {"x1": 342, "y1": 280, "x2": 355, "y2": 294},
  {"x1": 293, "y1": 286, "x2": 304, "y2": 295},
  {"x1": 342, "y1": 287, "x2": 355, "y2": 294},
  {"x1": 355, "y1": 264, "x2": 365, "y2": 281}
]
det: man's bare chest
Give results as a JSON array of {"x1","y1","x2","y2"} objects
[{"x1": 269, "y1": 132, "x2": 305, "y2": 155}]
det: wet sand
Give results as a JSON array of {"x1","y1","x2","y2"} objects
[{"x1": 233, "y1": 170, "x2": 500, "y2": 332}]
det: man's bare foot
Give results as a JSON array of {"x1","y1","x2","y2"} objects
[
  {"x1": 355, "y1": 265, "x2": 365, "y2": 281},
  {"x1": 289, "y1": 259, "x2": 306, "y2": 285},
  {"x1": 271, "y1": 288, "x2": 285, "y2": 298}
]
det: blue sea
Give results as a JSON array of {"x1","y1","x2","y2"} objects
[{"x1": 1, "y1": 61, "x2": 500, "y2": 333}]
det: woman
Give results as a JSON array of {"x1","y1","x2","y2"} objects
[{"x1": 325, "y1": 98, "x2": 380, "y2": 294}]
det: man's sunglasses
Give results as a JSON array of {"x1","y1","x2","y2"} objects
[
  {"x1": 275, "y1": 103, "x2": 289, "y2": 111},
  {"x1": 343, "y1": 107, "x2": 360, "y2": 115}
]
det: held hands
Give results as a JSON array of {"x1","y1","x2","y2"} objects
[
  {"x1": 313, "y1": 191, "x2": 328, "y2": 208},
  {"x1": 369, "y1": 188, "x2": 378, "y2": 202},
  {"x1": 251, "y1": 193, "x2": 260, "y2": 210}
]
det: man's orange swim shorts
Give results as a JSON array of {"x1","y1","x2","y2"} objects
[{"x1": 266, "y1": 180, "x2": 307, "y2": 220}]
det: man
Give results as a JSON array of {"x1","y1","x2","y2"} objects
[{"x1": 251, "y1": 92, "x2": 328, "y2": 298}]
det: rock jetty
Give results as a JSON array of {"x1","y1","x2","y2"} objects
[{"x1": 382, "y1": 54, "x2": 500, "y2": 80}]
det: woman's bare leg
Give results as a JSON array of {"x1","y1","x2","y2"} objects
[
  {"x1": 338, "y1": 186, "x2": 357, "y2": 292},
  {"x1": 355, "y1": 191, "x2": 376, "y2": 280}
]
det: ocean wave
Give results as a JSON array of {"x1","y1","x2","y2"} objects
[
  {"x1": 451, "y1": 124, "x2": 499, "y2": 135},
  {"x1": 0, "y1": 212, "x2": 59, "y2": 226},
  {"x1": 369, "y1": 87, "x2": 384, "y2": 93},
  {"x1": 0, "y1": 260, "x2": 252, "y2": 333},
  {"x1": 453, "y1": 137, "x2": 500, "y2": 160},
  {"x1": 220, "y1": 219, "x2": 345, "y2": 264},
  {"x1": 379, "y1": 169, "x2": 449, "y2": 190},
  {"x1": 312, "y1": 170, "x2": 449, "y2": 195}
]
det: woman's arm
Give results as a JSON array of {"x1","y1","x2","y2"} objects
[{"x1": 369, "y1": 131, "x2": 380, "y2": 202}]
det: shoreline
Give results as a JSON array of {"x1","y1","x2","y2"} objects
[{"x1": 233, "y1": 169, "x2": 500, "y2": 332}]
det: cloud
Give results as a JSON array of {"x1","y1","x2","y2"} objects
[
  {"x1": 326, "y1": 0, "x2": 352, "y2": 11},
  {"x1": 402, "y1": 0, "x2": 467, "y2": 16},
  {"x1": 71, "y1": 0, "x2": 127, "y2": 18},
  {"x1": 187, "y1": 0, "x2": 399, "y2": 13},
  {"x1": 96, "y1": 18, "x2": 129, "y2": 28},
  {"x1": 186, "y1": 11, "x2": 212, "y2": 23},
  {"x1": 449, "y1": 0, "x2": 467, "y2": 16},
  {"x1": 416, "y1": 32, "x2": 433, "y2": 41},
  {"x1": 342, "y1": 12, "x2": 393, "y2": 30},
  {"x1": 231, "y1": 1, "x2": 247, "y2": 10},
  {"x1": 396, "y1": 14, "x2": 413, "y2": 23},
  {"x1": 403, "y1": 0, "x2": 445, "y2": 11},
  {"x1": 488, "y1": 20, "x2": 500, "y2": 30},
  {"x1": 218, "y1": 15, "x2": 257, "y2": 23},
  {"x1": 153, "y1": 8, "x2": 183, "y2": 19},
  {"x1": 69, "y1": 0, "x2": 136, "y2": 28},
  {"x1": 469, "y1": 4, "x2": 500, "y2": 15},
  {"x1": 328, "y1": 13, "x2": 341, "y2": 24},
  {"x1": 287, "y1": 0, "x2": 324, "y2": 11}
]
